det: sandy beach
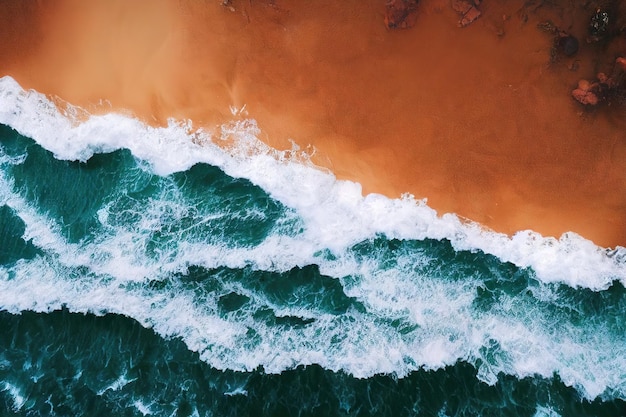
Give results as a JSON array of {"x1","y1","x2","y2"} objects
[{"x1": 1, "y1": 0, "x2": 625, "y2": 247}]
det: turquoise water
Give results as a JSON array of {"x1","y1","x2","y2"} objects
[{"x1": 0, "y1": 77, "x2": 625, "y2": 416}]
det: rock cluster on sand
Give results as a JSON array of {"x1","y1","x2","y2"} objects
[
  {"x1": 384, "y1": 0, "x2": 482, "y2": 29},
  {"x1": 563, "y1": 2, "x2": 626, "y2": 107},
  {"x1": 384, "y1": 0, "x2": 419, "y2": 29},
  {"x1": 571, "y1": 58, "x2": 626, "y2": 106},
  {"x1": 451, "y1": 0, "x2": 481, "y2": 28},
  {"x1": 572, "y1": 79, "x2": 602, "y2": 106}
]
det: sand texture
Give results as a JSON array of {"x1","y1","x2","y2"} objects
[{"x1": 1, "y1": 0, "x2": 625, "y2": 247}]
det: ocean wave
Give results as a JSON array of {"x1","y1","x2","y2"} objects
[
  {"x1": 1, "y1": 75, "x2": 625, "y2": 400},
  {"x1": 1, "y1": 76, "x2": 624, "y2": 289}
]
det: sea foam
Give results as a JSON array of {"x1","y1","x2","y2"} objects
[
  {"x1": 0, "y1": 76, "x2": 623, "y2": 290},
  {"x1": 1, "y1": 76, "x2": 626, "y2": 400}
]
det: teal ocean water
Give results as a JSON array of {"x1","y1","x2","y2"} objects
[{"x1": 0, "y1": 76, "x2": 625, "y2": 416}]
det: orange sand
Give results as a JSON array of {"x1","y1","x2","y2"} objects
[{"x1": 1, "y1": 0, "x2": 625, "y2": 247}]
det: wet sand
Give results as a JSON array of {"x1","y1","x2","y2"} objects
[{"x1": 1, "y1": 0, "x2": 625, "y2": 247}]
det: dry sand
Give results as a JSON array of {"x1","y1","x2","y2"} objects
[{"x1": 1, "y1": 0, "x2": 625, "y2": 247}]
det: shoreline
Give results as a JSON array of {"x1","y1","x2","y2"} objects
[{"x1": 1, "y1": 0, "x2": 625, "y2": 248}]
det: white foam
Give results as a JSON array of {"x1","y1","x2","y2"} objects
[
  {"x1": 533, "y1": 405, "x2": 562, "y2": 417},
  {"x1": 133, "y1": 400, "x2": 154, "y2": 416},
  {"x1": 1, "y1": 231, "x2": 624, "y2": 400},
  {"x1": 1, "y1": 76, "x2": 626, "y2": 401},
  {"x1": 1, "y1": 76, "x2": 624, "y2": 290},
  {"x1": 224, "y1": 387, "x2": 248, "y2": 397},
  {"x1": 3, "y1": 382, "x2": 26, "y2": 411},
  {"x1": 97, "y1": 373, "x2": 138, "y2": 395},
  {"x1": 0, "y1": 213, "x2": 624, "y2": 401}
]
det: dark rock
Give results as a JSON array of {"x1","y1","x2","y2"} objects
[
  {"x1": 588, "y1": 8, "x2": 610, "y2": 42},
  {"x1": 558, "y1": 35, "x2": 579, "y2": 56}
]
